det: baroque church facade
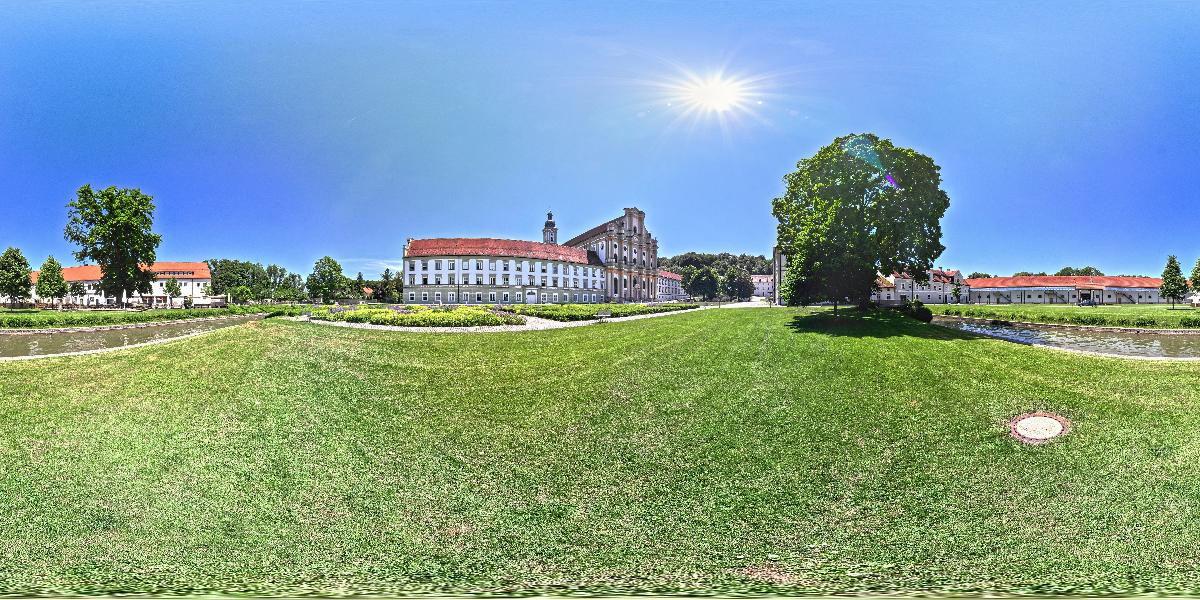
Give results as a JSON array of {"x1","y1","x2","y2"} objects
[{"x1": 403, "y1": 207, "x2": 675, "y2": 304}]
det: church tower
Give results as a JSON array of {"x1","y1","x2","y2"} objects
[{"x1": 542, "y1": 211, "x2": 557, "y2": 244}]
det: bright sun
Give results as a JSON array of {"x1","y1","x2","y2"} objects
[{"x1": 683, "y1": 75, "x2": 746, "y2": 113}]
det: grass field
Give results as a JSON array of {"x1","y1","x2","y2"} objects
[
  {"x1": 930, "y1": 302, "x2": 1200, "y2": 328},
  {"x1": 3, "y1": 308, "x2": 1200, "y2": 594}
]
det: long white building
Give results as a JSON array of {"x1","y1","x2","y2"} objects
[
  {"x1": 403, "y1": 208, "x2": 663, "y2": 305},
  {"x1": 6, "y1": 262, "x2": 219, "y2": 307},
  {"x1": 965, "y1": 275, "x2": 1168, "y2": 304}
]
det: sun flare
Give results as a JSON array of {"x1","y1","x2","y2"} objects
[
  {"x1": 650, "y1": 66, "x2": 772, "y2": 135},
  {"x1": 682, "y1": 75, "x2": 747, "y2": 113}
]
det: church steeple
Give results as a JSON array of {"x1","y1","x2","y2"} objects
[{"x1": 542, "y1": 210, "x2": 557, "y2": 244}]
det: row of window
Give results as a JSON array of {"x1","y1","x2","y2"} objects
[
  {"x1": 409, "y1": 291, "x2": 602, "y2": 304},
  {"x1": 410, "y1": 258, "x2": 599, "y2": 278},
  {"x1": 410, "y1": 274, "x2": 604, "y2": 289}
]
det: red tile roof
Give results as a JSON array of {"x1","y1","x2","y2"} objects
[
  {"x1": 657, "y1": 270, "x2": 683, "y2": 281},
  {"x1": 965, "y1": 275, "x2": 1163, "y2": 289},
  {"x1": 405, "y1": 238, "x2": 589, "y2": 264},
  {"x1": 876, "y1": 276, "x2": 895, "y2": 289},
  {"x1": 31, "y1": 262, "x2": 210, "y2": 284}
]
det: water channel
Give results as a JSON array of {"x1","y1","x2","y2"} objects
[
  {"x1": 933, "y1": 316, "x2": 1200, "y2": 359},
  {"x1": 0, "y1": 315, "x2": 261, "y2": 359}
]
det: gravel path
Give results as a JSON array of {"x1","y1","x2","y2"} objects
[{"x1": 297, "y1": 306, "x2": 707, "y2": 334}]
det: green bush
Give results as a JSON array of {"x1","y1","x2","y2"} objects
[
  {"x1": 507, "y1": 303, "x2": 699, "y2": 322},
  {"x1": 311, "y1": 305, "x2": 524, "y2": 327},
  {"x1": 0, "y1": 304, "x2": 310, "y2": 329}
]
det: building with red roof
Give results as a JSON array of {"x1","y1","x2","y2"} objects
[
  {"x1": 19, "y1": 261, "x2": 218, "y2": 307},
  {"x1": 402, "y1": 209, "x2": 660, "y2": 305},
  {"x1": 964, "y1": 275, "x2": 1167, "y2": 304},
  {"x1": 657, "y1": 270, "x2": 686, "y2": 301}
]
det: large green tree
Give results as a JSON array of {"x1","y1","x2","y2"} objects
[
  {"x1": 772, "y1": 133, "x2": 950, "y2": 312},
  {"x1": 265, "y1": 264, "x2": 288, "y2": 301},
  {"x1": 967, "y1": 272, "x2": 992, "y2": 279},
  {"x1": 0, "y1": 247, "x2": 33, "y2": 307},
  {"x1": 681, "y1": 266, "x2": 718, "y2": 301},
  {"x1": 206, "y1": 259, "x2": 270, "y2": 299},
  {"x1": 35, "y1": 256, "x2": 68, "y2": 308},
  {"x1": 63, "y1": 185, "x2": 161, "y2": 306},
  {"x1": 1160, "y1": 255, "x2": 1188, "y2": 308},
  {"x1": 307, "y1": 256, "x2": 349, "y2": 304},
  {"x1": 1190, "y1": 258, "x2": 1200, "y2": 296},
  {"x1": 719, "y1": 267, "x2": 755, "y2": 301},
  {"x1": 164, "y1": 277, "x2": 182, "y2": 307}
]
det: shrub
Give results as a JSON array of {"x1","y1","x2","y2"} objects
[
  {"x1": 910, "y1": 304, "x2": 933, "y2": 322},
  {"x1": 507, "y1": 303, "x2": 699, "y2": 322},
  {"x1": 311, "y1": 305, "x2": 524, "y2": 327}
]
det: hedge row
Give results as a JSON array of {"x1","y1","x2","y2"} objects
[
  {"x1": 507, "y1": 303, "x2": 700, "y2": 322},
  {"x1": 934, "y1": 306, "x2": 1200, "y2": 329},
  {"x1": 311, "y1": 305, "x2": 525, "y2": 327},
  {"x1": 0, "y1": 304, "x2": 310, "y2": 329}
]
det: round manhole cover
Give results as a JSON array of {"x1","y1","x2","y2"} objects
[{"x1": 1010, "y1": 412, "x2": 1070, "y2": 444}]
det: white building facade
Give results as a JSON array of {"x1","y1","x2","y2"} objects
[
  {"x1": 402, "y1": 238, "x2": 606, "y2": 305},
  {"x1": 965, "y1": 276, "x2": 1168, "y2": 304},
  {"x1": 404, "y1": 208, "x2": 663, "y2": 305},
  {"x1": 14, "y1": 262, "x2": 218, "y2": 307},
  {"x1": 656, "y1": 270, "x2": 686, "y2": 301},
  {"x1": 751, "y1": 274, "x2": 774, "y2": 298}
]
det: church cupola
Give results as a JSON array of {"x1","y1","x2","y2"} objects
[{"x1": 542, "y1": 210, "x2": 558, "y2": 244}]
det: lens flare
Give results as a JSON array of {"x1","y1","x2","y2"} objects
[
  {"x1": 646, "y1": 65, "x2": 774, "y2": 137},
  {"x1": 681, "y1": 75, "x2": 746, "y2": 113}
]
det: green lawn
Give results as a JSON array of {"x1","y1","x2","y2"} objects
[
  {"x1": 931, "y1": 302, "x2": 1200, "y2": 328},
  {"x1": 3, "y1": 309, "x2": 1200, "y2": 594}
]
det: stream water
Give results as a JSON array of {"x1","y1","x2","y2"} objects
[
  {"x1": 934, "y1": 317, "x2": 1200, "y2": 359},
  {"x1": 0, "y1": 315, "x2": 261, "y2": 358}
]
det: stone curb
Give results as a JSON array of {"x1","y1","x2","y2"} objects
[
  {"x1": 0, "y1": 313, "x2": 269, "y2": 335},
  {"x1": 933, "y1": 313, "x2": 1200, "y2": 335}
]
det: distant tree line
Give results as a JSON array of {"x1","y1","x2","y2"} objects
[{"x1": 659, "y1": 252, "x2": 772, "y2": 275}]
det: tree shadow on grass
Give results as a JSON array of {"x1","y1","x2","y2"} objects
[{"x1": 785, "y1": 309, "x2": 982, "y2": 341}]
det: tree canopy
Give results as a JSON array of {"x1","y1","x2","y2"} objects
[
  {"x1": 659, "y1": 252, "x2": 771, "y2": 275},
  {"x1": 1012, "y1": 271, "x2": 1048, "y2": 277},
  {"x1": 1160, "y1": 255, "x2": 1188, "y2": 307},
  {"x1": 772, "y1": 133, "x2": 949, "y2": 309},
  {"x1": 681, "y1": 266, "x2": 718, "y2": 300},
  {"x1": 35, "y1": 256, "x2": 67, "y2": 305},
  {"x1": 719, "y1": 267, "x2": 755, "y2": 300},
  {"x1": 164, "y1": 277, "x2": 182, "y2": 304},
  {"x1": 1190, "y1": 258, "x2": 1200, "y2": 294},
  {"x1": 967, "y1": 272, "x2": 992, "y2": 279},
  {"x1": 1054, "y1": 266, "x2": 1104, "y2": 276},
  {"x1": 63, "y1": 185, "x2": 161, "y2": 305},
  {"x1": 307, "y1": 256, "x2": 349, "y2": 303},
  {"x1": 0, "y1": 247, "x2": 33, "y2": 306}
]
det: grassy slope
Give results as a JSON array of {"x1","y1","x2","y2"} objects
[
  {"x1": 2, "y1": 309, "x2": 1200, "y2": 594},
  {"x1": 930, "y1": 302, "x2": 1200, "y2": 328}
]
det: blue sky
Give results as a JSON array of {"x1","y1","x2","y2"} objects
[{"x1": 2, "y1": 1, "x2": 1197, "y2": 278}]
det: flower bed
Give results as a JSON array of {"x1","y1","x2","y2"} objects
[
  {"x1": 0, "y1": 304, "x2": 310, "y2": 329},
  {"x1": 507, "y1": 303, "x2": 700, "y2": 322},
  {"x1": 310, "y1": 305, "x2": 524, "y2": 327}
]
